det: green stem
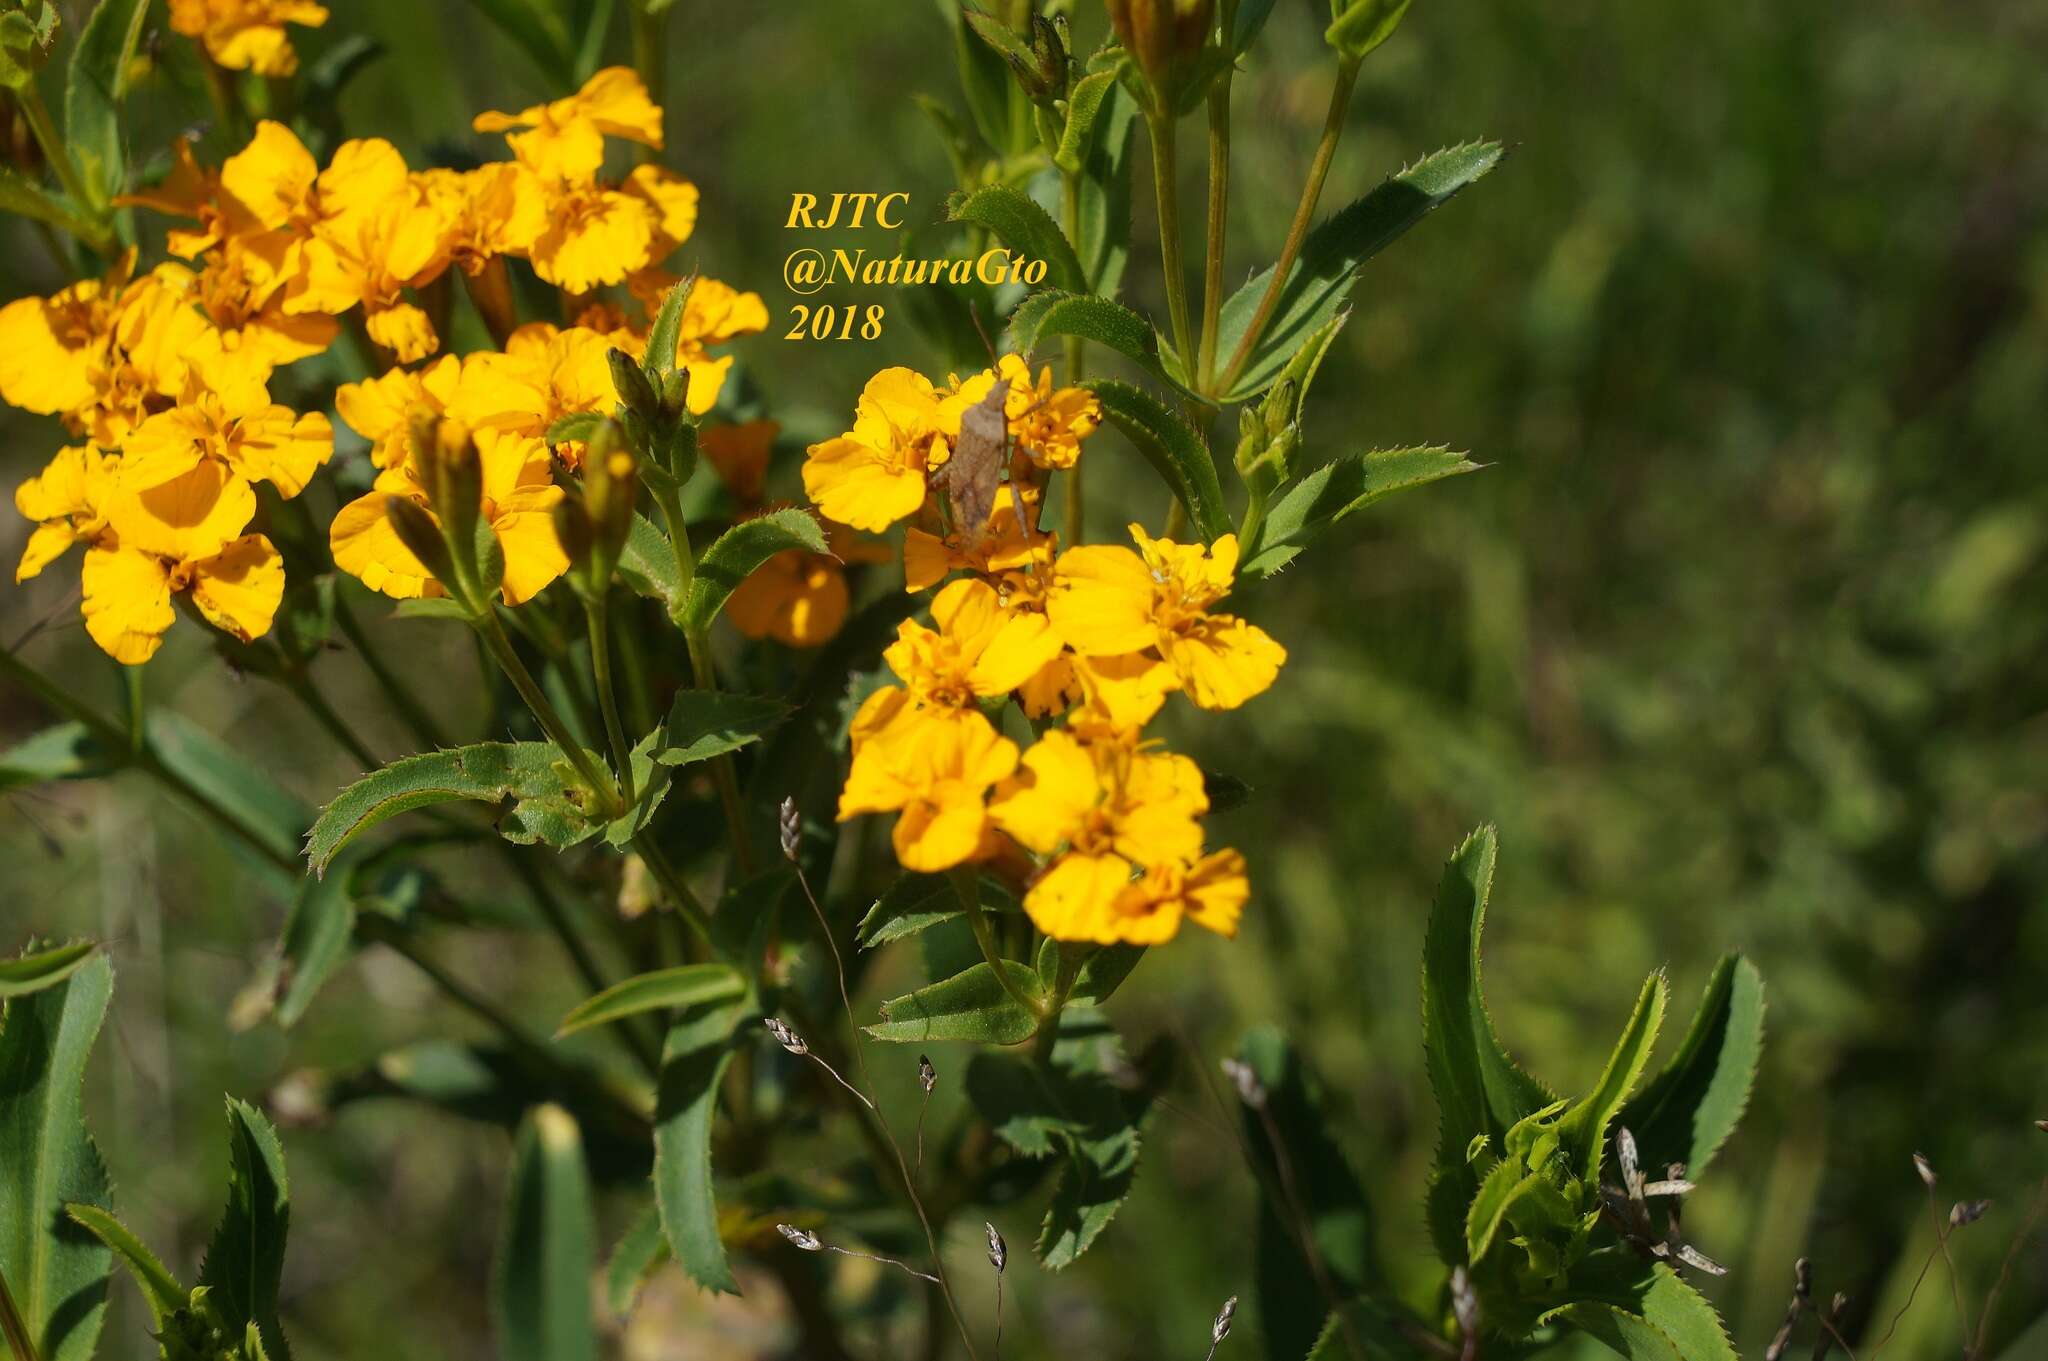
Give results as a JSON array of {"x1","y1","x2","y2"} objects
[
  {"x1": 1062, "y1": 168, "x2": 1088, "y2": 548},
  {"x1": 9, "y1": 85, "x2": 112, "y2": 253},
  {"x1": 475, "y1": 612, "x2": 624, "y2": 815},
  {"x1": 584, "y1": 593, "x2": 637, "y2": 805},
  {"x1": 954, "y1": 871, "x2": 1045, "y2": 1021},
  {"x1": 1146, "y1": 111, "x2": 1197, "y2": 373},
  {"x1": 1197, "y1": 60, "x2": 1234, "y2": 392},
  {"x1": 334, "y1": 596, "x2": 450, "y2": 749},
  {"x1": 0, "y1": 1267, "x2": 38, "y2": 1361},
  {"x1": 687, "y1": 631, "x2": 757, "y2": 878},
  {"x1": 633, "y1": 832, "x2": 714, "y2": 947},
  {"x1": 1238, "y1": 481, "x2": 1272, "y2": 556},
  {"x1": 1216, "y1": 56, "x2": 1361, "y2": 395}
]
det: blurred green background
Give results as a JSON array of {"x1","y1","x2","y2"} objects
[{"x1": 4, "y1": 1, "x2": 2046, "y2": 1358}]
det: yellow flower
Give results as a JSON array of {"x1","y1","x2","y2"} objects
[
  {"x1": 288, "y1": 179, "x2": 456, "y2": 361},
  {"x1": 946, "y1": 354, "x2": 1099, "y2": 472},
  {"x1": 903, "y1": 485, "x2": 1051, "y2": 592},
  {"x1": 1047, "y1": 524, "x2": 1286, "y2": 709},
  {"x1": 528, "y1": 179, "x2": 658, "y2": 294},
  {"x1": 115, "y1": 137, "x2": 230, "y2": 258},
  {"x1": 836, "y1": 708, "x2": 1019, "y2": 872},
  {"x1": 1027, "y1": 848, "x2": 1248, "y2": 945},
  {"x1": 419, "y1": 164, "x2": 547, "y2": 275},
  {"x1": 121, "y1": 350, "x2": 333, "y2": 499},
  {"x1": 335, "y1": 356, "x2": 461, "y2": 470},
  {"x1": 446, "y1": 323, "x2": 617, "y2": 462},
  {"x1": 988, "y1": 728, "x2": 1208, "y2": 866},
  {"x1": 850, "y1": 577, "x2": 1063, "y2": 748},
  {"x1": 0, "y1": 263, "x2": 126, "y2": 426},
  {"x1": 168, "y1": 0, "x2": 328, "y2": 77},
  {"x1": 803, "y1": 367, "x2": 955, "y2": 532},
  {"x1": 14, "y1": 446, "x2": 115, "y2": 583},
  {"x1": 701, "y1": 420, "x2": 778, "y2": 505},
  {"x1": 329, "y1": 427, "x2": 566, "y2": 605},
  {"x1": 81, "y1": 461, "x2": 284, "y2": 665},
  {"x1": 473, "y1": 66, "x2": 664, "y2": 182},
  {"x1": 184, "y1": 241, "x2": 340, "y2": 371},
  {"x1": 727, "y1": 519, "x2": 889, "y2": 648}
]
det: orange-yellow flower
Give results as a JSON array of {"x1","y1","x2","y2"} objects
[
  {"x1": 848, "y1": 577, "x2": 1063, "y2": 754},
  {"x1": 329, "y1": 427, "x2": 566, "y2": 605},
  {"x1": 288, "y1": 179, "x2": 456, "y2": 361},
  {"x1": 988, "y1": 728, "x2": 1208, "y2": 867},
  {"x1": 903, "y1": 485, "x2": 1052, "y2": 593},
  {"x1": 14, "y1": 446, "x2": 115, "y2": 583},
  {"x1": 948, "y1": 354, "x2": 1099, "y2": 471},
  {"x1": 446, "y1": 323, "x2": 617, "y2": 463},
  {"x1": 836, "y1": 708, "x2": 1019, "y2": 873},
  {"x1": 473, "y1": 66, "x2": 664, "y2": 182},
  {"x1": 700, "y1": 420, "x2": 778, "y2": 505},
  {"x1": 1047, "y1": 525, "x2": 1286, "y2": 710},
  {"x1": 727, "y1": 521, "x2": 888, "y2": 648},
  {"x1": 1027, "y1": 849, "x2": 1248, "y2": 945},
  {"x1": 121, "y1": 353, "x2": 333, "y2": 499},
  {"x1": 168, "y1": 0, "x2": 328, "y2": 77},
  {"x1": 0, "y1": 263, "x2": 128, "y2": 426},
  {"x1": 418, "y1": 163, "x2": 547, "y2": 276},
  {"x1": 335, "y1": 356, "x2": 461, "y2": 471},
  {"x1": 80, "y1": 461, "x2": 284, "y2": 665},
  {"x1": 803, "y1": 367, "x2": 956, "y2": 532}
]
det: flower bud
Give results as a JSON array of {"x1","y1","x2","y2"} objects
[
  {"x1": 608, "y1": 346, "x2": 660, "y2": 423},
  {"x1": 581, "y1": 422, "x2": 638, "y2": 569},
  {"x1": 1106, "y1": 0, "x2": 1214, "y2": 108},
  {"x1": 778, "y1": 796, "x2": 802, "y2": 862},
  {"x1": 1325, "y1": 0, "x2": 1413, "y2": 62},
  {"x1": 384, "y1": 497, "x2": 459, "y2": 600},
  {"x1": 967, "y1": 10, "x2": 1069, "y2": 106}
]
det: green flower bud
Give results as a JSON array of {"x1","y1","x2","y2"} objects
[
  {"x1": 608, "y1": 345, "x2": 661, "y2": 423},
  {"x1": 0, "y1": 2, "x2": 60, "y2": 92},
  {"x1": 384, "y1": 496, "x2": 463, "y2": 605},
  {"x1": 1326, "y1": 0, "x2": 1412, "y2": 62},
  {"x1": 1105, "y1": 0, "x2": 1214, "y2": 109}
]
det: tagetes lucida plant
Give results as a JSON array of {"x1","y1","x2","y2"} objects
[{"x1": 0, "y1": 6, "x2": 1769, "y2": 1361}]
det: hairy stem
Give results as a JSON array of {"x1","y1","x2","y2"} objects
[
  {"x1": 1198, "y1": 58, "x2": 1234, "y2": 391},
  {"x1": 584, "y1": 593, "x2": 637, "y2": 804},
  {"x1": 1062, "y1": 168, "x2": 1088, "y2": 547},
  {"x1": 9, "y1": 85, "x2": 112, "y2": 253},
  {"x1": 1147, "y1": 111, "x2": 1196, "y2": 375},
  {"x1": 476, "y1": 612, "x2": 623, "y2": 815},
  {"x1": 955, "y1": 871, "x2": 1045, "y2": 1020}
]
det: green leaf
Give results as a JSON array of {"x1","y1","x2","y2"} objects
[
  {"x1": 546, "y1": 412, "x2": 603, "y2": 447},
  {"x1": 198, "y1": 1098, "x2": 292, "y2": 1360},
  {"x1": 556, "y1": 964, "x2": 745, "y2": 1039},
  {"x1": 149, "y1": 713, "x2": 310, "y2": 869},
  {"x1": 1243, "y1": 445, "x2": 1480, "y2": 578},
  {"x1": 1237, "y1": 1028, "x2": 1380, "y2": 1361},
  {"x1": 1544, "y1": 1256, "x2": 1739, "y2": 1361},
  {"x1": 1556, "y1": 973, "x2": 1668, "y2": 1186},
  {"x1": 0, "y1": 723, "x2": 120, "y2": 791},
  {"x1": 391, "y1": 597, "x2": 475, "y2": 622},
  {"x1": 947, "y1": 184, "x2": 1086, "y2": 294},
  {"x1": 868, "y1": 962, "x2": 1045, "y2": 1045},
  {"x1": 856, "y1": 874, "x2": 962, "y2": 949},
  {"x1": 1213, "y1": 142, "x2": 1505, "y2": 399},
  {"x1": 641, "y1": 278, "x2": 693, "y2": 383},
  {"x1": 0, "y1": 941, "x2": 96, "y2": 999},
  {"x1": 1005, "y1": 291, "x2": 1188, "y2": 395},
  {"x1": 1325, "y1": 0, "x2": 1414, "y2": 60},
  {"x1": 0, "y1": 952, "x2": 113, "y2": 1361},
  {"x1": 494, "y1": 1105, "x2": 597, "y2": 1361},
  {"x1": 0, "y1": 165, "x2": 104, "y2": 239},
  {"x1": 1463, "y1": 1156, "x2": 1533, "y2": 1264},
  {"x1": 1232, "y1": 0, "x2": 1280, "y2": 52},
  {"x1": 63, "y1": 1206, "x2": 183, "y2": 1331},
  {"x1": 457, "y1": 0, "x2": 572, "y2": 83},
  {"x1": 680, "y1": 509, "x2": 828, "y2": 637},
  {"x1": 653, "y1": 1002, "x2": 747, "y2": 1294},
  {"x1": 1084, "y1": 380, "x2": 1233, "y2": 543},
  {"x1": 1421, "y1": 826, "x2": 1553, "y2": 1264},
  {"x1": 1070, "y1": 77, "x2": 1137, "y2": 296},
  {"x1": 1618, "y1": 954, "x2": 1764, "y2": 1179},
  {"x1": 602, "y1": 1201, "x2": 669, "y2": 1319},
  {"x1": 655, "y1": 690, "x2": 789, "y2": 767},
  {"x1": 271, "y1": 861, "x2": 358, "y2": 1027},
  {"x1": 63, "y1": 0, "x2": 150, "y2": 209},
  {"x1": 1066, "y1": 944, "x2": 1145, "y2": 1007},
  {"x1": 306, "y1": 742, "x2": 607, "y2": 874},
  {"x1": 942, "y1": 0, "x2": 1020, "y2": 155},
  {"x1": 1053, "y1": 70, "x2": 1118, "y2": 175},
  {"x1": 616, "y1": 511, "x2": 683, "y2": 609}
]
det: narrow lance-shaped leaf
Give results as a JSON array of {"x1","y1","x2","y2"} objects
[
  {"x1": 0, "y1": 952, "x2": 114, "y2": 1361},
  {"x1": 494, "y1": 1105, "x2": 597, "y2": 1361},
  {"x1": 655, "y1": 690, "x2": 789, "y2": 767},
  {"x1": 0, "y1": 941, "x2": 97, "y2": 1000},
  {"x1": 680, "y1": 509, "x2": 828, "y2": 637},
  {"x1": 948, "y1": 184, "x2": 1086, "y2": 293},
  {"x1": 1542, "y1": 1256, "x2": 1739, "y2": 1361},
  {"x1": 869, "y1": 961, "x2": 1046, "y2": 1046},
  {"x1": 0, "y1": 723, "x2": 119, "y2": 792},
  {"x1": 1556, "y1": 973, "x2": 1668, "y2": 1186},
  {"x1": 653, "y1": 1004, "x2": 747, "y2": 1294},
  {"x1": 63, "y1": 0, "x2": 151, "y2": 208},
  {"x1": 1085, "y1": 380, "x2": 1233, "y2": 543},
  {"x1": 1243, "y1": 446, "x2": 1481, "y2": 579},
  {"x1": 1214, "y1": 141, "x2": 1506, "y2": 400},
  {"x1": 856, "y1": 874, "x2": 961, "y2": 949},
  {"x1": 198, "y1": 1098, "x2": 292, "y2": 1360},
  {"x1": 1005, "y1": 291, "x2": 1191, "y2": 397},
  {"x1": 1618, "y1": 954, "x2": 1764, "y2": 1179},
  {"x1": 64, "y1": 1206, "x2": 183, "y2": 1331},
  {"x1": 603, "y1": 1201, "x2": 669, "y2": 1319},
  {"x1": 556, "y1": 964, "x2": 745, "y2": 1039}
]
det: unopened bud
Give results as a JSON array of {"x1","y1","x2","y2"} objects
[
  {"x1": 765, "y1": 1017, "x2": 808, "y2": 1055},
  {"x1": 967, "y1": 10, "x2": 1069, "y2": 105},
  {"x1": 985, "y1": 1222, "x2": 1007, "y2": 1273},
  {"x1": 776, "y1": 1223, "x2": 823, "y2": 1252},
  {"x1": 384, "y1": 497, "x2": 458, "y2": 597},
  {"x1": 918, "y1": 1054, "x2": 937, "y2": 1094},
  {"x1": 1913, "y1": 1152, "x2": 1937, "y2": 1188},
  {"x1": 779, "y1": 796, "x2": 802, "y2": 861},
  {"x1": 1106, "y1": 0, "x2": 1214, "y2": 104},
  {"x1": 552, "y1": 497, "x2": 595, "y2": 569},
  {"x1": 608, "y1": 346, "x2": 660, "y2": 421},
  {"x1": 1220, "y1": 1056, "x2": 1266, "y2": 1109},
  {"x1": 1212, "y1": 1294, "x2": 1238, "y2": 1345}
]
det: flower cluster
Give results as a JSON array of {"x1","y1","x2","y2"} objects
[
  {"x1": 5, "y1": 67, "x2": 764, "y2": 654},
  {"x1": 806, "y1": 360, "x2": 1285, "y2": 947}
]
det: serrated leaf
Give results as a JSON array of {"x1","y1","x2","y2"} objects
[
  {"x1": 1053, "y1": 70, "x2": 1118, "y2": 175},
  {"x1": 1463, "y1": 1156, "x2": 1532, "y2": 1264},
  {"x1": 1214, "y1": 142, "x2": 1505, "y2": 399},
  {"x1": 641, "y1": 279, "x2": 692, "y2": 383},
  {"x1": 680, "y1": 509, "x2": 828, "y2": 637},
  {"x1": 616, "y1": 512, "x2": 683, "y2": 609},
  {"x1": 856, "y1": 874, "x2": 961, "y2": 949},
  {"x1": 1421, "y1": 826, "x2": 1553, "y2": 1264},
  {"x1": 199, "y1": 1098, "x2": 292, "y2": 1361},
  {"x1": 1544, "y1": 1256, "x2": 1739, "y2": 1361},
  {"x1": 948, "y1": 184, "x2": 1086, "y2": 293},
  {"x1": 0, "y1": 722, "x2": 120, "y2": 791},
  {"x1": 556, "y1": 964, "x2": 745, "y2": 1039},
  {"x1": 306, "y1": 742, "x2": 606, "y2": 874},
  {"x1": 653, "y1": 1002, "x2": 747, "y2": 1294},
  {"x1": 1243, "y1": 445, "x2": 1480, "y2": 578},
  {"x1": 868, "y1": 961, "x2": 1045, "y2": 1045},
  {"x1": 1085, "y1": 380, "x2": 1233, "y2": 543},
  {"x1": 546, "y1": 412, "x2": 603, "y2": 446},
  {"x1": 1618, "y1": 955, "x2": 1763, "y2": 1180},
  {"x1": 1238, "y1": 1028, "x2": 1380, "y2": 1361},
  {"x1": 602, "y1": 1201, "x2": 668, "y2": 1319},
  {"x1": 0, "y1": 941, "x2": 96, "y2": 999},
  {"x1": 655, "y1": 691, "x2": 789, "y2": 767},
  {"x1": 1005, "y1": 291, "x2": 1189, "y2": 395},
  {"x1": 1557, "y1": 973, "x2": 1667, "y2": 1186},
  {"x1": 64, "y1": 1206, "x2": 183, "y2": 1331},
  {"x1": 64, "y1": 0, "x2": 149, "y2": 209},
  {"x1": 494, "y1": 1105, "x2": 596, "y2": 1361},
  {"x1": 0, "y1": 952, "x2": 113, "y2": 1361}
]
